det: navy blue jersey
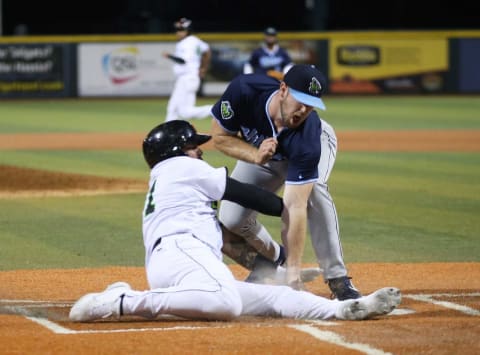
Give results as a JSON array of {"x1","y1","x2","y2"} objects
[
  {"x1": 248, "y1": 46, "x2": 292, "y2": 74},
  {"x1": 211, "y1": 74, "x2": 322, "y2": 184}
]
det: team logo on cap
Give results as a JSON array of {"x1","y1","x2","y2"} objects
[
  {"x1": 309, "y1": 77, "x2": 322, "y2": 96},
  {"x1": 220, "y1": 101, "x2": 234, "y2": 120}
]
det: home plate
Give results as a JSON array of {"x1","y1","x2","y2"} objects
[{"x1": 390, "y1": 308, "x2": 416, "y2": 315}]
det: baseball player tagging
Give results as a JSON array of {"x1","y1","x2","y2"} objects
[{"x1": 211, "y1": 64, "x2": 362, "y2": 299}]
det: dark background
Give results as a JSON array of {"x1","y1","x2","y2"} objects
[{"x1": 2, "y1": 0, "x2": 480, "y2": 35}]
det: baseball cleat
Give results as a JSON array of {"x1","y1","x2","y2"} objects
[
  {"x1": 335, "y1": 287, "x2": 402, "y2": 320},
  {"x1": 69, "y1": 282, "x2": 131, "y2": 322},
  {"x1": 327, "y1": 276, "x2": 362, "y2": 300}
]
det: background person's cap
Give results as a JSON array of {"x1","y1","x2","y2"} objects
[
  {"x1": 264, "y1": 27, "x2": 277, "y2": 36},
  {"x1": 174, "y1": 17, "x2": 192, "y2": 31},
  {"x1": 283, "y1": 64, "x2": 327, "y2": 110}
]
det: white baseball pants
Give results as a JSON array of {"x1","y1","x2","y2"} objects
[
  {"x1": 165, "y1": 73, "x2": 212, "y2": 122},
  {"x1": 121, "y1": 234, "x2": 339, "y2": 320}
]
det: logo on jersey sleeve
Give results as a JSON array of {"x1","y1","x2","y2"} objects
[
  {"x1": 309, "y1": 77, "x2": 322, "y2": 95},
  {"x1": 220, "y1": 101, "x2": 234, "y2": 120}
]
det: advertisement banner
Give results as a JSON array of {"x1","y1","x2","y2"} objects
[
  {"x1": 0, "y1": 44, "x2": 74, "y2": 98},
  {"x1": 329, "y1": 39, "x2": 449, "y2": 93},
  {"x1": 78, "y1": 40, "x2": 320, "y2": 97},
  {"x1": 78, "y1": 43, "x2": 176, "y2": 96}
]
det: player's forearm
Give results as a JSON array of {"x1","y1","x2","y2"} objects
[
  {"x1": 282, "y1": 206, "x2": 308, "y2": 283},
  {"x1": 223, "y1": 176, "x2": 283, "y2": 216},
  {"x1": 213, "y1": 134, "x2": 258, "y2": 164},
  {"x1": 165, "y1": 54, "x2": 186, "y2": 64},
  {"x1": 281, "y1": 183, "x2": 313, "y2": 285}
]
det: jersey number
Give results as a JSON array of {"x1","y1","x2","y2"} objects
[{"x1": 145, "y1": 181, "x2": 156, "y2": 216}]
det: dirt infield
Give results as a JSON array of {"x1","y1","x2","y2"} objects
[
  {"x1": 1, "y1": 130, "x2": 479, "y2": 354},
  {"x1": 1, "y1": 264, "x2": 479, "y2": 354},
  {"x1": 0, "y1": 165, "x2": 145, "y2": 198},
  {"x1": 1, "y1": 129, "x2": 479, "y2": 197},
  {"x1": 1, "y1": 130, "x2": 479, "y2": 152}
]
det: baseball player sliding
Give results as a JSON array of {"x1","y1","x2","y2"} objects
[
  {"x1": 163, "y1": 17, "x2": 212, "y2": 122},
  {"x1": 69, "y1": 120, "x2": 401, "y2": 322}
]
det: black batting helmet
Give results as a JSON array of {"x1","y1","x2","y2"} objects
[{"x1": 142, "y1": 120, "x2": 211, "y2": 168}]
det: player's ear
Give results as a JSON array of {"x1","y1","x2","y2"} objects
[{"x1": 279, "y1": 81, "x2": 289, "y2": 98}]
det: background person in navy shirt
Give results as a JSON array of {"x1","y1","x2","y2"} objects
[{"x1": 243, "y1": 27, "x2": 294, "y2": 81}]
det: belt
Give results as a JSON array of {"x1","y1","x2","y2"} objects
[{"x1": 152, "y1": 238, "x2": 162, "y2": 251}]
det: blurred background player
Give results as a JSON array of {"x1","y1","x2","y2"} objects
[
  {"x1": 243, "y1": 27, "x2": 294, "y2": 80},
  {"x1": 163, "y1": 17, "x2": 212, "y2": 122}
]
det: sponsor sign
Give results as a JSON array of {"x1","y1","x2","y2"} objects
[
  {"x1": 78, "y1": 43, "x2": 176, "y2": 96},
  {"x1": 0, "y1": 44, "x2": 73, "y2": 98},
  {"x1": 329, "y1": 39, "x2": 449, "y2": 93}
]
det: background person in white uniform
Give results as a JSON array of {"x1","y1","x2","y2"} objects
[
  {"x1": 163, "y1": 18, "x2": 212, "y2": 122},
  {"x1": 69, "y1": 120, "x2": 401, "y2": 323}
]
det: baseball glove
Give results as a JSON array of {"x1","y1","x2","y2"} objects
[{"x1": 267, "y1": 70, "x2": 285, "y2": 81}]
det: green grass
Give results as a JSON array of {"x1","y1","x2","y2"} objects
[
  {"x1": 0, "y1": 97, "x2": 479, "y2": 270},
  {"x1": 0, "y1": 194, "x2": 145, "y2": 269},
  {"x1": 0, "y1": 150, "x2": 149, "y2": 179},
  {"x1": 0, "y1": 98, "x2": 213, "y2": 134},
  {"x1": 1, "y1": 96, "x2": 479, "y2": 134},
  {"x1": 332, "y1": 152, "x2": 480, "y2": 262},
  {"x1": 321, "y1": 96, "x2": 480, "y2": 130}
]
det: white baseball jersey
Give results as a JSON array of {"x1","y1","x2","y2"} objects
[
  {"x1": 172, "y1": 35, "x2": 209, "y2": 77},
  {"x1": 142, "y1": 156, "x2": 227, "y2": 266},
  {"x1": 109, "y1": 155, "x2": 345, "y2": 321}
]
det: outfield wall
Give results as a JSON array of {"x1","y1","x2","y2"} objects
[{"x1": 0, "y1": 30, "x2": 479, "y2": 98}]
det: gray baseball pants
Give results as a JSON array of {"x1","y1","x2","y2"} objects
[{"x1": 218, "y1": 120, "x2": 348, "y2": 280}]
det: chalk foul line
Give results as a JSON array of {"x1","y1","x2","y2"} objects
[
  {"x1": 290, "y1": 324, "x2": 392, "y2": 355},
  {"x1": 404, "y1": 292, "x2": 480, "y2": 316},
  {"x1": 1, "y1": 291, "x2": 478, "y2": 355}
]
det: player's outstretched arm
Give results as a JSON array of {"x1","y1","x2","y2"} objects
[
  {"x1": 164, "y1": 53, "x2": 186, "y2": 64},
  {"x1": 222, "y1": 176, "x2": 283, "y2": 217},
  {"x1": 282, "y1": 182, "x2": 314, "y2": 288}
]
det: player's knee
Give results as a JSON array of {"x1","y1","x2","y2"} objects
[
  {"x1": 217, "y1": 294, "x2": 242, "y2": 320},
  {"x1": 205, "y1": 288, "x2": 242, "y2": 320},
  {"x1": 220, "y1": 213, "x2": 258, "y2": 239}
]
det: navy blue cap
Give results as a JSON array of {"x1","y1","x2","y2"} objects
[
  {"x1": 264, "y1": 27, "x2": 277, "y2": 36},
  {"x1": 283, "y1": 64, "x2": 327, "y2": 110}
]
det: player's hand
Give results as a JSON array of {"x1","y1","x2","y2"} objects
[
  {"x1": 286, "y1": 265, "x2": 304, "y2": 290},
  {"x1": 255, "y1": 138, "x2": 278, "y2": 165}
]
